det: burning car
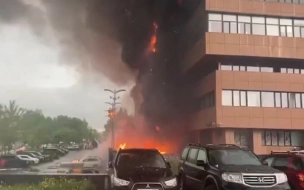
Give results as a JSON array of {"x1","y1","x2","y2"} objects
[{"x1": 108, "y1": 148, "x2": 177, "y2": 190}]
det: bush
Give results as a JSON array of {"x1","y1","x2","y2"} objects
[{"x1": 0, "y1": 177, "x2": 96, "y2": 190}]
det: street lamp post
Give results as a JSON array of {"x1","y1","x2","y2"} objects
[{"x1": 104, "y1": 89, "x2": 126, "y2": 149}]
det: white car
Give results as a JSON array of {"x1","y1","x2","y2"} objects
[
  {"x1": 17, "y1": 155, "x2": 39, "y2": 164},
  {"x1": 80, "y1": 157, "x2": 101, "y2": 168}
]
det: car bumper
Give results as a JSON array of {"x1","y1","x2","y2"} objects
[
  {"x1": 112, "y1": 184, "x2": 178, "y2": 190},
  {"x1": 220, "y1": 182, "x2": 291, "y2": 190}
]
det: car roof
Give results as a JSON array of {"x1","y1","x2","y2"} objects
[
  {"x1": 186, "y1": 143, "x2": 244, "y2": 151},
  {"x1": 119, "y1": 148, "x2": 159, "y2": 152}
]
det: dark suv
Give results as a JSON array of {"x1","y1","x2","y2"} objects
[
  {"x1": 178, "y1": 143, "x2": 290, "y2": 190},
  {"x1": 108, "y1": 148, "x2": 177, "y2": 190},
  {"x1": 261, "y1": 151, "x2": 304, "y2": 190}
]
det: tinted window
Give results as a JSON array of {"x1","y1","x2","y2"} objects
[
  {"x1": 116, "y1": 150, "x2": 166, "y2": 168},
  {"x1": 264, "y1": 157, "x2": 274, "y2": 166},
  {"x1": 187, "y1": 149, "x2": 198, "y2": 164},
  {"x1": 181, "y1": 148, "x2": 189, "y2": 160},
  {"x1": 273, "y1": 157, "x2": 289, "y2": 170},
  {"x1": 197, "y1": 150, "x2": 207, "y2": 162},
  {"x1": 208, "y1": 149, "x2": 261, "y2": 166},
  {"x1": 87, "y1": 158, "x2": 98, "y2": 162}
]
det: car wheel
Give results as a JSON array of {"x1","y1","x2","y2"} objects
[
  {"x1": 178, "y1": 173, "x2": 186, "y2": 190},
  {"x1": 204, "y1": 185, "x2": 216, "y2": 190}
]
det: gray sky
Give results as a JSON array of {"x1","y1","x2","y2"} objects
[{"x1": 0, "y1": 24, "x2": 134, "y2": 131}]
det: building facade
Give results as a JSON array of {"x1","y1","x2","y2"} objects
[{"x1": 182, "y1": 0, "x2": 304, "y2": 154}]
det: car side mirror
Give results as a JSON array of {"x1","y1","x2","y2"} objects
[
  {"x1": 167, "y1": 162, "x2": 171, "y2": 168},
  {"x1": 197, "y1": 160, "x2": 206, "y2": 167},
  {"x1": 108, "y1": 161, "x2": 113, "y2": 168},
  {"x1": 262, "y1": 161, "x2": 268, "y2": 166}
]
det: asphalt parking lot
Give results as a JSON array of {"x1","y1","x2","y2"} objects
[{"x1": 33, "y1": 147, "x2": 107, "y2": 173}]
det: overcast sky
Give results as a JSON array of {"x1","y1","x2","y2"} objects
[{"x1": 0, "y1": 24, "x2": 134, "y2": 131}]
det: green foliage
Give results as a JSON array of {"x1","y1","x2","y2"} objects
[
  {"x1": 0, "y1": 177, "x2": 95, "y2": 190},
  {"x1": 0, "y1": 100, "x2": 100, "y2": 150}
]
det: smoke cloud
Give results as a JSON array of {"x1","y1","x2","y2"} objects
[{"x1": 0, "y1": 0, "x2": 200, "y2": 127}]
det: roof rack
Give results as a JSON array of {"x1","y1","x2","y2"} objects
[
  {"x1": 218, "y1": 144, "x2": 239, "y2": 147},
  {"x1": 187, "y1": 143, "x2": 201, "y2": 146},
  {"x1": 270, "y1": 150, "x2": 300, "y2": 154}
]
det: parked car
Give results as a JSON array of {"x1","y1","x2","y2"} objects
[
  {"x1": 178, "y1": 143, "x2": 290, "y2": 190},
  {"x1": 0, "y1": 155, "x2": 30, "y2": 168},
  {"x1": 16, "y1": 151, "x2": 44, "y2": 162},
  {"x1": 108, "y1": 148, "x2": 177, "y2": 190},
  {"x1": 68, "y1": 144, "x2": 80, "y2": 151},
  {"x1": 261, "y1": 150, "x2": 304, "y2": 190},
  {"x1": 16, "y1": 155, "x2": 39, "y2": 165},
  {"x1": 80, "y1": 156, "x2": 101, "y2": 168}
]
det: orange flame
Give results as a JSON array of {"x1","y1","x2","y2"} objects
[
  {"x1": 149, "y1": 22, "x2": 158, "y2": 53},
  {"x1": 117, "y1": 143, "x2": 166, "y2": 154}
]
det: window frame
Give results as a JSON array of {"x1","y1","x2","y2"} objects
[{"x1": 262, "y1": 130, "x2": 292, "y2": 146}]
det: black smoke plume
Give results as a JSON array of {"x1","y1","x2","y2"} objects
[{"x1": 0, "y1": 0, "x2": 201, "y2": 127}]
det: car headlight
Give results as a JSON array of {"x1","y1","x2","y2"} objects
[
  {"x1": 276, "y1": 173, "x2": 287, "y2": 184},
  {"x1": 112, "y1": 175, "x2": 130, "y2": 186},
  {"x1": 222, "y1": 173, "x2": 242, "y2": 184},
  {"x1": 164, "y1": 178, "x2": 177, "y2": 187}
]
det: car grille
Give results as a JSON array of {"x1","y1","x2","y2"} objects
[
  {"x1": 131, "y1": 183, "x2": 163, "y2": 190},
  {"x1": 243, "y1": 175, "x2": 276, "y2": 186}
]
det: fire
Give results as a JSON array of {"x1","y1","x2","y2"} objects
[
  {"x1": 118, "y1": 143, "x2": 126, "y2": 149},
  {"x1": 149, "y1": 22, "x2": 158, "y2": 53},
  {"x1": 117, "y1": 143, "x2": 166, "y2": 154}
]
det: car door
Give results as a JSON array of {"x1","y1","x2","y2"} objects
[
  {"x1": 193, "y1": 149, "x2": 208, "y2": 190},
  {"x1": 271, "y1": 156, "x2": 293, "y2": 184},
  {"x1": 184, "y1": 148, "x2": 198, "y2": 187}
]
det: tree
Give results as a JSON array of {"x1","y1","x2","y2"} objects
[{"x1": 0, "y1": 100, "x2": 99, "y2": 151}]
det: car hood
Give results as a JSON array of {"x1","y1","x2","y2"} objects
[
  {"x1": 116, "y1": 167, "x2": 169, "y2": 182},
  {"x1": 218, "y1": 165, "x2": 280, "y2": 173}
]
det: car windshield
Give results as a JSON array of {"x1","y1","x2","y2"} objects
[
  {"x1": 208, "y1": 149, "x2": 262, "y2": 166},
  {"x1": 116, "y1": 150, "x2": 166, "y2": 169}
]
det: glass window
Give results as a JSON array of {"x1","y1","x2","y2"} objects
[
  {"x1": 220, "y1": 65, "x2": 232, "y2": 70},
  {"x1": 247, "y1": 91, "x2": 261, "y2": 107},
  {"x1": 281, "y1": 68, "x2": 287, "y2": 73},
  {"x1": 187, "y1": 149, "x2": 198, "y2": 164},
  {"x1": 291, "y1": 131, "x2": 303, "y2": 146},
  {"x1": 282, "y1": 93, "x2": 288, "y2": 108},
  {"x1": 238, "y1": 23, "x2": 251, "y2": 34},
  {"x1": 240, "y1": 91, "x2": 247, "y2": 106},
  {"x1": 265, "y1": 131, "x2": 271, "y2": 145},
  {"x1": 285, "y1": 132, "x2": 291, "y2": 146},
  {"x1": 262, "y1": 131, "x2": 265, "y2": 146},
  {"x1": 222, "y1": 90, "x2": 232, "y2": 106},
  {"x1": 267, "y1": 25, "x2": 279, "y2": 36},
  {"x1": 280, "y1": 19, "x2": 292, "y2": 26},
  {"x1": 209, "y1": 21, "x2": 222, "y2": 32},
  {"x1": 273, "y1": 157, "x2": 289, "y2": 170},
  {"x1": 252, "y1": 24, "x2": 266, "y2": 35},
  {"x1": 247, "y1": 66, "x2": 260, "y2": 72},
  {"x1": 223, "y1": 15, "x2": 236, "y2": 21},
  {"x1": 262, "y1": 92, "x2": 274, "y2": 107},
  {"x1": 288, "y1": 68, "x2": 294, "y2": 73},
  {"x1": 197, "y1": 150, "x2": 207, "y2": 162},
  {"x1": 295, "y1": 69, "x2": 300, "y2": 74},
  {"x1": 264, "y1": 157, "x2": 275, "y2": 166},
  {"x1": 240, "y1": 66, "x2": 246, "y2": 71},
  {"x1": 181, "y1": 148, "x2": 189, "y2": 160},
  {"x1": 278, "y1": 131, "x2": 285, "y2": 146},
  {"x1": 238, "y1": 16, "x2": 251, "y2": 23},
  {"x1": 271, "y1": 131, "x2": 278, "y2": 145},
  {"x1": 233, "y1": 90, "x2": 240, "y2": 106},
  {"x1": 296, "y1": 93, "x2": 301, "y2": 108},
  {"x1": 302, "y1": 93, "x2": 304, "y2": 108},
  {"x1": 275, "y1": 92, "x2": 281, "y2": 107},
  {"x1": 288, "y1": 93, "x2": 296, "y2": 108},
  {"x1": 232, "y1": 65, "x2": 239, "y2": 71},
  {"x1": 261, "y1": 67, "x2": 273, "y2": 72}
]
